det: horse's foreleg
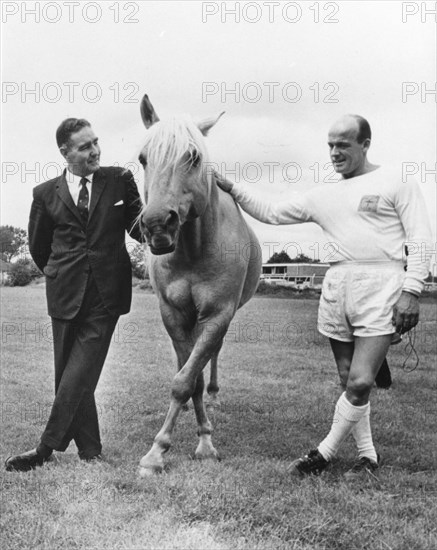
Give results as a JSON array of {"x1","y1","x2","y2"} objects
[
  {"x1": 174, "y1": 346, "x2": 190, "y2": 411},
  {"x1": 192, "y1": 371, "x2": 220, "y2": 460},
  {"x1": 139, "y1": 323, "x2": 193, "y2": 477},
  {"x1": 139, "y1": 398, "x2": 184, "y2": 476},
  {"x1": 139, "y1": 311, "x2": 232, "y2": 476}
]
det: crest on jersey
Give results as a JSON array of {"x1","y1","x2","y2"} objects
[{"x1": 358, "y1": 195, "x2": 380, "y2": 213}]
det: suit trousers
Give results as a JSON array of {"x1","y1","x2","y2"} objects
[{"x1": 40, "y1": 273, "x2": 119, "y2": 459}]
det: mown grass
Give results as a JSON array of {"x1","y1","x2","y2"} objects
[{"x1": 1, "y1": 286, "x2": 436, "y2": 550}]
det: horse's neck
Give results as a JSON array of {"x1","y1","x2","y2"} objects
[{"x1": 178, "y1": 180, "x2": 220, "y2": 262}]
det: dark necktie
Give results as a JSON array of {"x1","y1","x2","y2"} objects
[{"x1": 77, "y1": 177, "x2": 89, "y2": 223}]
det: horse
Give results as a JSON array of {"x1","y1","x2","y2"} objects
[{"x1": 137, "y1": 95, "x2": 262, "y2": 476}]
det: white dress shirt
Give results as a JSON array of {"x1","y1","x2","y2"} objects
[{"x1": 65, "y1": 169, "x2": 94, "y2": 206}]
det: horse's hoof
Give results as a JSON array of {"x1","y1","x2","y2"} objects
[
  {"x1": 138, "y1": 465, "x2": 162, "y2": 477},
  {"x1": 139, "y1": 453, "x2": 164, "y2": 476},
  {"x1": 194, "y1": 452, "x2": 221, "y2": 462},
  {"x1": 194, "y1": 448, "x2": 221, "y2": 462}
]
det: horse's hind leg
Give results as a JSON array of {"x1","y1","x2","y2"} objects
[
  {"x1": 207, "y1": 340, "x2": 223, "y2": 406},
  {"x1": 192, "y1": 371, "x2": 220, "y2": 461}
]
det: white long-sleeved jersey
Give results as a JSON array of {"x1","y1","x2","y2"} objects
[{"x1": 230, "y1": 166, "x2": 433, "y2": 295}]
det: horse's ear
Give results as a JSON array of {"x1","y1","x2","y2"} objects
[
  {"x1": 140, "y1": 94, "x2": 160, "y2": 128},
  {"x1": 197, "y1": 111, "x2": 225, "y2": 136}
]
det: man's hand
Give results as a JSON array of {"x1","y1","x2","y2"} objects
[
  {"x1": 214, "y1": 171, "x2": 234, "y2": 193},
  {"x1": 392, "y1": 291, "x2": 419, "y2": 334}
]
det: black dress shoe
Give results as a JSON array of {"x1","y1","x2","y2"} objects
[
  {"x1": 5, "y1": 449, "x2": 51, "y2": 472},
  {"x1": 81, "y1": 454, "x2": 103, "y2": 463}
]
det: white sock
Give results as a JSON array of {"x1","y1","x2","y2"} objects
[
  {"x1": 318, "y1": 392, "x2": 369, "y2": 461},
  {"x1": 351, "y1": 404, "x2": 378, "y2": 462}
]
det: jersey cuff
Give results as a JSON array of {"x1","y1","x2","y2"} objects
[{"x1": 402, "y1": 289, "x2": 420, "y2": 298}]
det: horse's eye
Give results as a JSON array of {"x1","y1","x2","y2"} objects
[
  {"x1": 138, "y1": 153, "x2": 147, "y2": 168},
  {"x1": 190, "y1": 150, "x2": 201, "y2": 168}
]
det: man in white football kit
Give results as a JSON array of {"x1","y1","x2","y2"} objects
[{"x1": 216, "y1": 115, "x2": 432, "y2": 478}]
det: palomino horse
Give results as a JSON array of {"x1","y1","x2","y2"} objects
[{"x1": 138, "y1": 95, "x2": 262, "y2": 476}]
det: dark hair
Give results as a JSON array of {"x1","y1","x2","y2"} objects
[
  {"x1": 56, "y1": 118, "x2": 91, "y2": 148},
  {"x1": 350, "y1": 115, "x2": 371, "y2": 143}
]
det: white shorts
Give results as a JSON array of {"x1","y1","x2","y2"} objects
[{"x1": 317, "y1": 261, "x2": 405, "y2": 342}]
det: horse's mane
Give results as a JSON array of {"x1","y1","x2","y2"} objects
[{"x1": 142, "y1": 116, "x2": 210, "y2": 180}]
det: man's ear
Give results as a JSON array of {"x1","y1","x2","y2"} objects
[
  {"x1": 59, "y1": 145, "x2": 68, "y2": 159},
  {"x1": 362, "y1": 138, "x2": 371, "y2": 153}
]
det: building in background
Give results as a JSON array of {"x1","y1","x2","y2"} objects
[{"x1": 261, "y1": 263, "x2": 330, "y2": 289}]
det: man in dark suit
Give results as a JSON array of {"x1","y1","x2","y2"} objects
[{"x1": 5, "y1": 118, "x2": 143, "y2": 471}]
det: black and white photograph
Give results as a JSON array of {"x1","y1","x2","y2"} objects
[{"x1": 1, "y1": 1, "x2": 436, "y2": 548}]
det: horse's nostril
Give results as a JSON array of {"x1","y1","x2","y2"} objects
[
  {"x1": 142, "y1": 208, "x2": 179, "y2": 236},
  {"x1": 166, "y1": 210, "x2": 179, "y2": 228}
]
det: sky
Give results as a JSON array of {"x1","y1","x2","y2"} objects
[{"x1": 1, "y1": 0, "x2": 436, "y2": 262}]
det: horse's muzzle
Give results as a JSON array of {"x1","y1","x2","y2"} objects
[
  {"x1": 149, "y1": 243, "x2": 176, "y2": 255},
  {"x1": 142, "y1": 209, "x2": 180, "y2": 256}
]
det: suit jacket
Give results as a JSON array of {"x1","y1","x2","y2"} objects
[{"x1": 28, "y1": 167, "x2": 143, "y2": 319}]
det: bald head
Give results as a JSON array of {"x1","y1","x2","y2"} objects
[
  {"x1": 329, "y1": 115, "x2": 371, "y2": 144},
  {"x1": 328, "y1": 115, "x2": 374, "y2": 179}
]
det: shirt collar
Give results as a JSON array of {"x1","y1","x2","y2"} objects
[{"x1": 66, "y1": 169, "x2": 94, "y2": 186}]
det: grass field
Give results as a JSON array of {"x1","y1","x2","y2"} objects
[{"x1": 1, "y1": 285, "x2": 436, "y2": 550}]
